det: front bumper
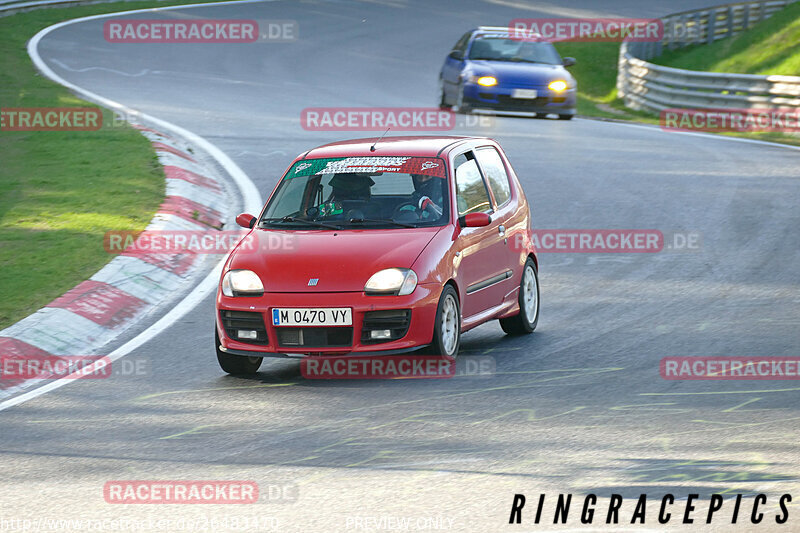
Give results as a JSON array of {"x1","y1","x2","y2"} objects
[
  {"x1": 216, "y1": 285, "x2": 440, "y2": 357},
  {"x1": 463, "y1": 83, "x2": 576, "y2": 114}
]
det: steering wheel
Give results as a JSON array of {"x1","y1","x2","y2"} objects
[{"x1": 391, "y1": 201, "x2": 421, "y2": 220}]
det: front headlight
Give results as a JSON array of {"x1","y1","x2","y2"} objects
[
  {"x1": 221, "y1": 269, "x2": 264, "y2": 297},
  {"x1": 548, "y1": 80, "x2": 568, "y2": 92},
  {"x1": 474, "y1": 75, "x2": 498, "y2": 87},
  {"x1": 364, "y1": 268, "x2": 418, "y2": 296}
]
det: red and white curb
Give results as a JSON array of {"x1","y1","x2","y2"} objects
[{"x1": 0, "y1": 126, "x2": 231, "y2": 397}]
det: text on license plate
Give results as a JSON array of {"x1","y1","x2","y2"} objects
[
  {"x1": 272, "y1": 308, "x2": 352, "y2": 326},
  {"x1": 512, "y1": 89, "x2": 538, "y2": 99}
]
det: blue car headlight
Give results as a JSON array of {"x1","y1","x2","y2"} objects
[{"x1": 468, "y1": 75, "x2": 498, "y2": 87}]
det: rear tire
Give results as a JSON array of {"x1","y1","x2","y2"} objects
[
  {"x1": 499, "y1": 259, "x2": 539, "y2": 335},
  {"x1": 215, "y1": 329, "x2": 263, "y2": 375},
  {"x1": 438, "y1": 79, "x2": 452, "y2": 110},
  {"x1": 426, "y1": 285, "x2": 461, "y2": 357},
  {"x1": 558, "y1": 114, "x2": 573, "y2": 120}
]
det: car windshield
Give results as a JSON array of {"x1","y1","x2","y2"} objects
[
  {"x1": 468, "y1": 36, "x2": 562, "y2": 64},
  {"x1": 260, "y1": 156, "x2": 450, "y2": 230}
]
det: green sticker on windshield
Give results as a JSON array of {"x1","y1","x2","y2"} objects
[
  {"x1": 318, "y1": 201, "x2": 343, "y2": 217},
  {"x1": 287, "y1": 158, "x2": 342, "y2": 178}
]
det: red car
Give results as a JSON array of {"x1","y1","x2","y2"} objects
[{"x1": 215, "y1": 136, "x2": 538, "y2": 374}]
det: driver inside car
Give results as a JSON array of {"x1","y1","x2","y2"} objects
[
  {"x1": 411, "y1": 173, "x2": 444, "y2": 219},
  {"x1": 318, "y1": 173, "x2": 375, "y2": 217}
]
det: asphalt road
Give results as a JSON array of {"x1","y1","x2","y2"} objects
[{"x1": 1, "y1": 0, "x2": 799, "y2": 531}]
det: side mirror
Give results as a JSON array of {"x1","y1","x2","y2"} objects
[
  {"x1": 235, "y1": 213, "x2": 256, "y2": 229},
  {"x1": 449, "y1": 50, "x2": 464, "y2": 60},
  {"x1": 562, "y1": 57, "x2": 576, "y2": 67},
  {"x1": 458, "y1": 213, "x2": 492, "y2": 228}
]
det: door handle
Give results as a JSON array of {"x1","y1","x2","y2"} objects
[{"x1": 498, "y1": 225, "x2": 505, "y2": 235}]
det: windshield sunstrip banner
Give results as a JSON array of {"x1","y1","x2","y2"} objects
[{"x1": 287, "y1": 157, "x2": 446, "y2": 178}]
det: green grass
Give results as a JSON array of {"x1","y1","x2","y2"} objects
[
  {"x1": 553, "y1": 41, "x2": 660, "y2": 122},
  {"x1": 0, "y1": 0, "x2": 228, "y2": 329},
  {"x1": 551, "y1": 4, "x2": 800, "y2": 145},
  {"x1": 656, "y1": 1, "x2": 800, "y2": 75}
]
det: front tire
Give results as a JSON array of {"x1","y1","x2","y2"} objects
[
  {"x1": 558, "y1": 114, "x2": 573, "y2": 120},
  {"x1": 499, "y1": 259, "x2": 539, "y2": 335},
  {"x1": 427, "y1": 285, "x2": 461, "y2": 357},
  {"x1": 455, "y1": 83, "x2": 471, "y2": 114},
  {"x1": 215, "y1": 329, "x2": 263, "y2": 375}
]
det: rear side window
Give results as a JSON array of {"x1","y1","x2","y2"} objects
[
  {"x1": 454, "y1": 152, "x2": 492, "y2": 216},
  {"x1": 475, "y1": 147, "x2": 511, "y2": 207}
]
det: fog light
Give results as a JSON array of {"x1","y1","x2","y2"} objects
[
  {"x1": 238, "y1": 330, "x2": 258, "y2": 340},
  {"x1": 370, "y1": 329, "x2": 392, "y2": 340}
]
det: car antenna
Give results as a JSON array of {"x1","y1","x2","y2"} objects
[{"x1": 370, "y1": 128, "x2": 390, "y2": 152}]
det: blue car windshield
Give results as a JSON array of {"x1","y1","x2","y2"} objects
[{"x1": 468, "y1": 37, "x2": 561, "y2": 64}]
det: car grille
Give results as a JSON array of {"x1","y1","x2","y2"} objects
[
  {"x1": 277, "y1": 327, "x2": 353, "y2": 348},
  {"x1": 496, "y1": 95, "x2": 550, "y2": 106},
  {"x1": 361, "y1": 310, "x2": 411, "y2": 344},
  {"x1": 220, "y1": 310, "x2": 269, "y2": 345}
]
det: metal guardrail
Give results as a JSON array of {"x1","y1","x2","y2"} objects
[{"x1": 617, "y1": 0, "x2": 800, "y2": 113}]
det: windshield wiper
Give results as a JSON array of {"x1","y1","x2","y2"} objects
[
  {"x1": 510, "y1": 57, "x2": 547, "y2": 63},
  {"x1": 347, "y1": 217, "x2": 417, "y2": 228},
  {"x1": 260, "y1": 216, "x2": 341, "y2": 230}
]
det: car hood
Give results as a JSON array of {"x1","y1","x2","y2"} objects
[
  {"x1": 228, "y1": 227, "x2": 442, "y2": 293},
  {"x1": 467, "y1": 60, "x2": 573, "y2": 86}
]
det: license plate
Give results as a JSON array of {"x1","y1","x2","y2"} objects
[
  {"x1": 512, "y1": 89, "x2": 538, "y2": 99},
  {"x1": 272, "y1": 308, "x2": 352, "y2": 327}
]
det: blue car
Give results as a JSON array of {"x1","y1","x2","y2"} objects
[{"x1": 439, "y1": 26, "x2": 577, "y2": 119}]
